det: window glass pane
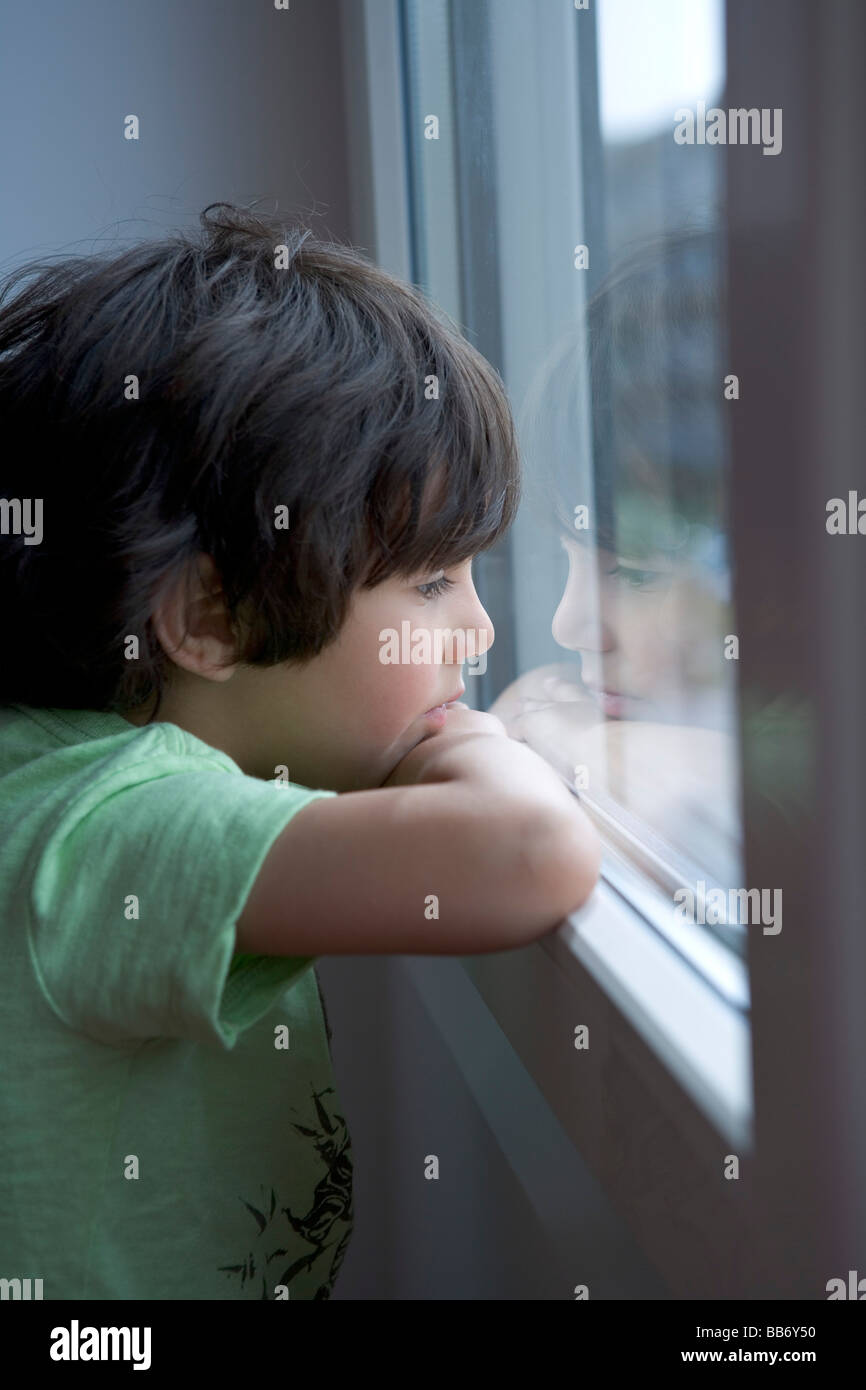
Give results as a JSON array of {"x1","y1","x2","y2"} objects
[{"x1": 402, "y1": 0, "x2": 743, "y2": 953}]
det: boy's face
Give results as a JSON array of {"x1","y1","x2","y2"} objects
[
  {"x1": 250, "y1": 557, "x2": 495, "y2": 791},
  {"x1": 552, "y1": 532, "x2": 729, "y2": 719},
  {"x1": 128, "y1": 557, "x2": 495, "y2": 793}
]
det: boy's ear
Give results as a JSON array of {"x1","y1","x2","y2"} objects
[{"x1": 150, "y1": 553, "x2": 240, "y2": 682}]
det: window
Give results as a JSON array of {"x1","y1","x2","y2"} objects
[
  {"x1": 350, "y1": 0, "x2": 866, "y2": 1294},
  {"x1": 401, "y1": 0, "x2": 745, "y2": 962}
]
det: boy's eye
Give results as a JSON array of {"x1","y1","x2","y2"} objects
[
  {"x1": 416, "y1": 576, "x2": 455, "y2": 600},
  {"x1": 606, "y1": 562, "x2": 665, "y2": 592}
]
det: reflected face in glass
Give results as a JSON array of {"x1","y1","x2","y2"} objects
[{"x1": 551, "y1": 532, "x2": 724, "y2": 719}]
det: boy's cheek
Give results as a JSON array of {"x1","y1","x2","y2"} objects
[
  {"x1": 377, "y1": 657, "x2": 431, "y2": 702},
  {"x1": 360, "y1": 677, "x2": 436, "y2": 747}
]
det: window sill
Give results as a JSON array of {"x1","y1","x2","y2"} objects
[{"x1": 543, "y1": 850, "x2": 753, "y2": 1152}]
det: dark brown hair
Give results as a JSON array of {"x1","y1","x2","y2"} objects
[
  {"x1": 0, "y1": 203, "x2": 521, "y2": 717},
  {"x1": 523, "y1": 226, "x2": 727, "y2": 561}
]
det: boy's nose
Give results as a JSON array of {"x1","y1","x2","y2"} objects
[
  {"x1": 437, "y1": 614, "x2": 494, "y2": 667},
  {"x1": 465, "y1": 609, "x2": 495, "y2": 663},
  {"x1": 552, "y1": 592, "x2": 616, "y2": 653}
]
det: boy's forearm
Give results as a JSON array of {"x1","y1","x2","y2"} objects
[
  {"x1": 393, "y1": 727, "x2": 584, "y2": 826},
  {"x1": 411, "y1": 729, "x2": 603, "y2": 907}
]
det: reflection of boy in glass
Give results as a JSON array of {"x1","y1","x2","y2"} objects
[{"x1": 489, "y1": 231, "x2": 738, "y2": 856}]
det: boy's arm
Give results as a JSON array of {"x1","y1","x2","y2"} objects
[{"x1": 235, "y1": 709, "x2": 601, "y2": 958}]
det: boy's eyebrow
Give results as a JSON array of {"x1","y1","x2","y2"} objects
[
  {"x1": 402, "y1": 555, "x2": 478, "y2": 583},
  {"x1": 407, "y1": 563, "x2": 453, "y2": 580},
  {"x1": 613, "y1": 558, "x2": 671, "y2": 572},
  {"x1": 560, "y1": 535, "x2": 674, "y2": 574},
  {"x1": 400, "y1": 569, "x2": 444, "y2": 588}
]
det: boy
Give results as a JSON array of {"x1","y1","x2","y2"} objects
[{"x1": 0, "y1": 204, "x2": 601, "y2": 1300}]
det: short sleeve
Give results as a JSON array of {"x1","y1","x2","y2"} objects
[{"x1": 27, "y1": 759, "x2": 337, "y2": 1049}]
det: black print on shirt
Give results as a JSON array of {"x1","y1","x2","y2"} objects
[{"x1": 217, "y1": 1083, "x2": 353, "y2": 1300}]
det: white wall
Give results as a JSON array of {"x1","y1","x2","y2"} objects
[{"x1": 0, "y1": 0, "x2": 351, "y2": 271}]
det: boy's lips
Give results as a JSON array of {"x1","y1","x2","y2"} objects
[
  {"x1": 423, "y1": 683, "x2": 465, "y2": 715},
  {"x1": 584, "y1": 685, "x2": 634, "y2": 699},
  {"x1": 582, "y1": 685, "x2": 642, "y2": 718}
]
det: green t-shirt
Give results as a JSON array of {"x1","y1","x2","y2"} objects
[{"x1": 0, "y1": 704, "x2": 353, "y2": 1300}]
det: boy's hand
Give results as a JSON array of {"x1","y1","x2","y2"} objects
[
  {"x1": 379, "y1": 698, "x2": 601, "y2": 906},
  {"x1": 426, "y1": 702, "x2": 507, "y2": 735},
  {"x1": 381, "y1": 704, "x2": 508, "y2": 789}
]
